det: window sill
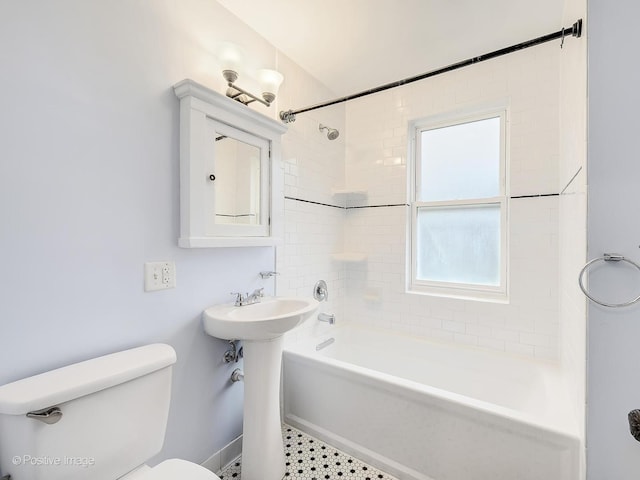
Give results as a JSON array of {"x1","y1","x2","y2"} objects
[{"x1": 407, "y1": 286, "x2": 509, "y2": 304}]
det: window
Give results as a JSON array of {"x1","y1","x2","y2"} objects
[{"x1": 409, "y1": 110, "x2": 507, "y2": 299}]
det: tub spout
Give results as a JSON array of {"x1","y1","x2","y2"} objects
[{"x1": 318, "y1": 312, "x2": 335, "y2": 325}]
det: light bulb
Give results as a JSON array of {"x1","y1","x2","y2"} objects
[
  {"x1": 258, "y1": 69, "x2": 284, "y2": 104},
  {"x1": 219, "y1": 43, "x2": 244, "y2": 83}
]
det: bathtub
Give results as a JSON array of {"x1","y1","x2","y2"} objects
[{"x1": 282, "y1": 325, "x2": 580, "y2": 480}]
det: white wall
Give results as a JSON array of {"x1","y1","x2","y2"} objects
[
  {"x1": 558, "y1": 0, "x2": 587, "y2": 474},
  {"x1": 342, "y1": 44, "x2": 561, "y2": 359},
  {"x1": 587, "y1": 0, "x2": 640, "y2": 477},
  {"x1": 0, "y1": 0, "x2": 329, "y2": 470}
]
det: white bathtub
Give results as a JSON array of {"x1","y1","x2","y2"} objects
[{"x1": 282, "y1": 325, "x2": 580, "y2": 480}]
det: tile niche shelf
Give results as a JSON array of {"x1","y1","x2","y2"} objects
[
  {"x1": 330, "y1": 188, "x2": 368, "y2": 263},
  {"x1": 331, "y1": 188, "x2": 367, "y2": 207}
]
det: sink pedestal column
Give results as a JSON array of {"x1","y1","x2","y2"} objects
[{"x1": 241, "y1": 336, "x2": 286, "y2": 480}]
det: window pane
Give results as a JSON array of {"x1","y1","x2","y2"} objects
[
  {"x1": 416, "y1": 205, "x2": 500, "y2": 286},
  {"x1": 418, "y1": 117, "x2": 500, "y2": 201}
]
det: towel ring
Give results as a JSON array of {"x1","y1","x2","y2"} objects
[{"x1": 578, "y1": 254, "x2": 640, "y2": 308}]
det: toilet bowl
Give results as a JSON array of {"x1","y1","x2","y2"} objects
[
  {"x1": 124, "y1": 459, "x2": 219, "y2": 479},
  {"x1": 0, "y1": 344, "x2": 221, "y2": 480}
]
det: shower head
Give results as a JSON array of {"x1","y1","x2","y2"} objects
[{"x1": 319, "y1": 124, "x2": 339, "y2": 140}]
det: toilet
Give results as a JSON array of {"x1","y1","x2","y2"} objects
[{"x1": 0, "y1": 344, "x2": 221, "y2": 480}]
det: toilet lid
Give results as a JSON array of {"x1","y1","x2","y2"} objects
[{"x1": 140, "y1": 459, "x2": 221, "y2": 480}]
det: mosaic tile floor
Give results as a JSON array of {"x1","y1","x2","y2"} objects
[{"x1": 219, "y1": 425, "x2": 398, "y2": 480}]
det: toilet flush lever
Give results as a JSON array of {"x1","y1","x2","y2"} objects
[{"x1": 26, "y1": 406, "x2": 63, "y2": 425}]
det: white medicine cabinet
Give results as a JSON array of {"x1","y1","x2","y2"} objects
[{"x1": 174, "y1": 79, "x2": 286, "y2": 247}]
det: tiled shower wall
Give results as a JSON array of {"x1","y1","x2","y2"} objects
[
  {"x1": 279, "y1": 42, "x2": 567, "y2": 360},
  {"x1": 558, "y1": 0, "x2": 587, "y2": 458},
  {"x1": 276, "y1": 78, "x2": 347, "y2": 340},
  {"x1": 342, "y1": 42, "x2": 562, "y2": 360}
]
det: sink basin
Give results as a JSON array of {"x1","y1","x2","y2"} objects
[{"x1": 203, "y1": 296, "x2": 319, "y2": 341}]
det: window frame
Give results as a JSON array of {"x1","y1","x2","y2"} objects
[{"x1": 408, "y1": 108, "x2": 509, "y2": 301}]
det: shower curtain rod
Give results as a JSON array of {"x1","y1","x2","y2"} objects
[{"x1": 279, "y1": 19, "x2": 583, "y2": 123}]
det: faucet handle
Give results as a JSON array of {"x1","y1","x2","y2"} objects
[
  {"x1": 314, "y1": 280, "x2": 328, "y2": 302},
  {"x1": 231, "y1": 292, "x2": 246, "y2": 305}
]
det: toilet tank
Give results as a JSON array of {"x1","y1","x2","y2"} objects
[{"x1": 0, "y1": 344, "x2": 177, "y2": 480}]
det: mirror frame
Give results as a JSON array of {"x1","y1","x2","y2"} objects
[{"x1": 174, "y1": 79, "x2": 286, "y2": 247}]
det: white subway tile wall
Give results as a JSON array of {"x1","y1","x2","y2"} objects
[
  {"x1": 277, "y1": 81, "x2": 347, "y2": 342},
  {"x1": 339, "y1": 43, "x2": 562, "y2": 360},
  {"x1": 280, "y1": 42, "x2": 568, "y2": 360},
  {"x1": 558, "y1": 0, "x2": 588, "y2": 450}
]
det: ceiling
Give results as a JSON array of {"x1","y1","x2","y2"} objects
[{"x1": 217, "y1": 0, "x2": 567, "y2": 98}]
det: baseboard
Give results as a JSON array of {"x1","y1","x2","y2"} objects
[
  {"x1": 200, "y1": 419, "x2": 430, "y2": 480},
  {"x1": 201, "y1": 434, "x2": 243, "y2": 475},
  {"x1": 284, "y1": 414, "x2": 433, "y2": 480}
]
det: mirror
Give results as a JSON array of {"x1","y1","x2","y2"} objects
[
  {"x1": 213, "y1": 134, "x2": 261, "y2": 226},
  {"x1": 174, "y1": 79, "x2": 286, "y2": 247}
]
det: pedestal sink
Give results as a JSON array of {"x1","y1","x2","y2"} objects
[{"x1": 203, "y1": 296, "x2": 319, "y2": 480}]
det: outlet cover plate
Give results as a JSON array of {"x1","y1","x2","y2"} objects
[{"x1": 145, "y1": 262, "x2": 176, "y2": 291}]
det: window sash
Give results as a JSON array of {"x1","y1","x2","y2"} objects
[
  {"x1": 410, "y1": 198, "x2": 507, "y2": 296},
  {"x1": 414, "y1": 111, "x2": 507, "y2": 201},
  {"x1": 416, "y1": 116, "x2": 503, "y2": 202}
]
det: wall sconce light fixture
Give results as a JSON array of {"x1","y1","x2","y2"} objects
[{"x1": 219, "y1": 44, "x2": 283, "y2": 107}]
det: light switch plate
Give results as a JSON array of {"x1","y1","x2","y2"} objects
[{"x1": 144, "y1": 262, "x2": 176, "y2": 291}]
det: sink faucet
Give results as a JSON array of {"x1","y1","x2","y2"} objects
[{"x1": 231, "y1": 288, "x2": 264, "y2": 306}]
